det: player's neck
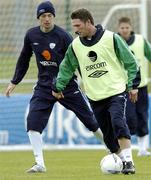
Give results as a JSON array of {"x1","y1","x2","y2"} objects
[{"x1": 87, "y1": 26, "x2": 97, "y2": 40}]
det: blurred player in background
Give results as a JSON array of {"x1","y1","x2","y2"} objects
[
  {"x1": 118, "y1": 17, "x2": 151, "y2": 156},
  {"x1": 5, "y1": 1, "x2": 104, "y2": 173},
  {"x1": 52, "y1": 8, "x2": 141, "y2": 174}
]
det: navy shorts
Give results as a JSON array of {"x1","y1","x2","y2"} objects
[
  {"x1": 89, "y1": 92, "x2": 130, "y2": 153},
  {"x1": 126, "y1": 86, "x2": 149, "y2": 137},
  {"x1": 27, "y1": 87, "x2": 99, "y2": 133}
]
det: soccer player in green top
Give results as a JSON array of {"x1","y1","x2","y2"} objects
[
  {"x1": 52, "y1": 8, "x2": 140, "y2": 174},
  {"x1": 118, "y1": 17, "x2": 151, "y2": 157}
]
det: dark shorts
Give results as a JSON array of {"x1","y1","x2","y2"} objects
[
  {"x1": 126, "y1": 86, "x2": 149, "y2": 136},
  {"x1": 89, "y1": 92, "x2": 130, "y2": 153},
  {"x1": 27, "y1": 87, "x2": 99, "y2": 133}
]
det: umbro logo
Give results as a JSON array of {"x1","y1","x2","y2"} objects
[
  {"x1": 33, "y1": 42, "x2": 39, "y2": 45},
  {"x1": 88, "y1": 70, "x2": 108, "y2": 78},
  {"x1": 73, "y1": 91, "x2": 79, "y2": 94},
  {"x1": 39, "y1": 9, "x2": 45, "y2": 14},
  {"x1": 118, "y1": 95, "x2": 124, "y2": 98}
]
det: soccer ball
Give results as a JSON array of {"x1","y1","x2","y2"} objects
[{"x1": 100, "y1": 153, "x2": 123, "y2": 174}]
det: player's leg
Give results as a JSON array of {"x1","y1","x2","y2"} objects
[
  {"x1": 89, "y1": 98, "x2": 120, "y2": 154},
  {"x1": 136, "y1": 86, "x2": 151, "y2": 156},
  {"x1": 59, "y1": 88, "x2": 104, "y2": 144},
  {"x1": 90, "y1": 98, "x2": 132, "y2": 171},
  {"x1": 109, "y1": 92, "x2": 135, "y2": 174},
  {"x1": 125, "y1": 92, "x2": 137, "y2": 135},
  {"x1": 26, "y1": 95, "x2": 55, "y2": 173}
]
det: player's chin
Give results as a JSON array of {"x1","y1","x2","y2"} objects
[
  {"x1": 44, "y1": 24, "x2": 51, "y2": 29},
  {"x1": 80, "y1": 33, "x2": 88, "y2": 38},
  {"x1": 79, "y1": 33, "x2": 86, "y2": 38},
  {"x1": 59, "y1": 95, "x2": 63, "y2": 99}
]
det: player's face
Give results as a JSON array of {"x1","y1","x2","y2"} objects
[
  {"x1": 39, "y1": 12, "x2": 54, "y2": 32},
  {"x1": 71, "y1": 19, "x2": 91, "y2": 37},
  {"x1": 118, "y1": 22, "x2": 132, "y2": 40}
]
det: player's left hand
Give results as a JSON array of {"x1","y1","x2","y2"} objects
[
  {"x1": 52, "y1": 91, "x2": 64, "y2": 99},
  {"x1": 128, "y1": 89, "x2": 138, "y2": 103},
  {"x1": 5, "y1": 82, "x2": 16, "y2": 97}
]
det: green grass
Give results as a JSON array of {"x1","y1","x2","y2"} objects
[
  {"x1": 0, "y1": 57, "x2": 37, "y2": 79},
  {"x1": 0, "y1": 149, "x2": 151, "y2": 180},
  {"x1": 0, "y1": 57, "x2": 37, "y2": 94}
]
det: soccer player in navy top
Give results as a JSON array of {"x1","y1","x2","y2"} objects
[{"x1": 5, "y1": 1, "x2": 104, "y2": 173}]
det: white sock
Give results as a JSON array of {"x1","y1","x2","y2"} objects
[
  {"x1": 28, "y1": 130, "x2": 45, "y2": 167},
  {"x1": 117, "y1": 151, "x2": 125, "y2": 162},
  {"x1": 121, "y1": 148, "x2": 133, "y2": 163},
  {"x1": 138, "y1": 135, "x2": 149, "y2": 153}
]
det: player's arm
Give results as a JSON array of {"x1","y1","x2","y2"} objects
[
  {"x1": 114, "y1": 33, "x2": 140, "y2": 102},
  {"x1": 144, "y1": 38, "x2": 151, "y2": 60},
  {"x1": 5, "y1": 32, "x2": 33, "y2": 97},
  {"x1": 52, "y1": 44, "x2": 79, "y2": 98}
]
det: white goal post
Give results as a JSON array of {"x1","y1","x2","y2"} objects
[
  {"x1": 102, "y1": 0, "x2": 151, "y2": 83},
  {"x1": 102, "y1": 0, "x2": 148, "y2": 38},
  {"x1": 0, "y1": 0, "x2": 148, "y2": 85}
]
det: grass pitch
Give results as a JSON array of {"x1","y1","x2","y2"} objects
[{"x1": 0, "y1": 149, "x2": 151, "y2": 180}]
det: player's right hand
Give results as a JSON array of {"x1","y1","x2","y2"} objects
[
  {"x1": 5, "y1": 82, "x2": 16, "y2": 97},
  {"x1": 52, "y1": 91, "x2": 64, "y2": 99},
  {"x1": 128, "y1": 89, "x2": 138, "y2": 103}
]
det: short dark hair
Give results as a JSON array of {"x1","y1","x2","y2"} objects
[
  {"x1": 118, "y1": 17, "x2": 131, "y2": 25},
  {"x1": 71, "y1": 8, "x2": 94, "y2": 25}
]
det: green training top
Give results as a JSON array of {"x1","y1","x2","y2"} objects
[
  {"x1": 129, "y1": 34, "x2": 151, "y2": 87},
  {"x1": 56, "y1": 30, "x2": 139, "y2": 101}
]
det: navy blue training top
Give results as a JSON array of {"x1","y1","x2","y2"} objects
[{"x1": 11, "y1": 25, "x2": 77, "y2": 92}]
